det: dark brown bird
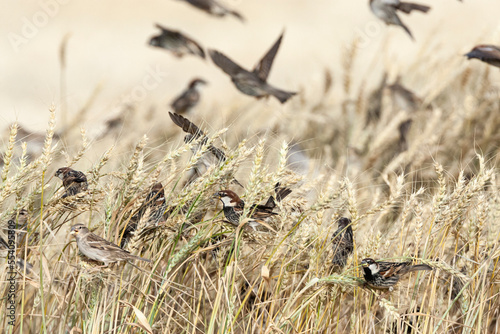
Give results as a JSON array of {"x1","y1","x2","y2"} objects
[
  {"x1": 331, "y1": 217, "x2": 354, "y2": 269},
  {"x1": 465, "y1": 45, "x2": 500, "y2": 68},
  {"x1": 361, "y1": 258, "x2": 432, "y2": 290},
  {"x1": 55, "y1": 167, "x2": 88, "y2": 198},
  {"x1": 70, "y1": 224, "x2": 151, "y2": 266},
  {"x1": 171, "y1": 78, "x2": 208, "y2": 114},
  {"x1": 179, "y1": 0, "x2": 244, "y2": 21},
  {"x1": 369, "y1": 0, "x2": 431, "y2": 40},
  {"x1": 121, "y1": 183, "x2": 167, "y2": 247},
  {"x1": 209, "y1": 32, "x2": 296, "y2": 103},
  {"x1": 149, "y1": 24, "x2": 205, "y2": 59},
  {"x1": 214, "y1": 186, "x2": 291, "y2": 230}
]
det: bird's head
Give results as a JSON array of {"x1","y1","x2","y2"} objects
[{"x1": 214, "y1": 190, "x2": 241, "y2": 207}]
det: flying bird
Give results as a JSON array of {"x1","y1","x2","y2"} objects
[
  {"x1": 55, "y1": 167, "x2": 88, "y2": 198},
  {"x1": 369, "y1": 0, "x2": 431, "y2": 40},
  {"x1": 70, "y1": 224, "x2": 151, "y2": 266},
  {"x1": 209, "y1": 32, "x2": 296, "y2": 103},
  {"x1": 171, "y1": 78, "x2": 208, "y2": 114},
  {"x1": 169, "y1": 112, "x2": 243, "y2": 186},
  {"x1": 465, "y1": 45, "x2": 500, "y2": 68},
  {"x1": 149, "y1": 24, "x2": 205, "y2": 59},
  {"x1": 178, "y1": 0, "x2": 244, "y2": 21},
  {"x1": 361, "y1": 258, "x2": 432, "y2": 290}
]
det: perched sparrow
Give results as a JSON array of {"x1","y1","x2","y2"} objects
[
  {"x1": 209, "y1": 32, "x2": 296, "y2": 103},
  {"x1": 55, "y1": 167, "x2": 88, "y2": 198},
  {"x1": 331, "y1": 217, "x2": 354, "y2": 269},
  {"x1": 121, "y1": 183, "x2": 167, "y2": 247},
  {"x1": 179, "y1": 0, "x2": 244, "y2": 21},
  {"x1": 361, "y1": 258, "x2": 432, "y2": 290},
  {"x1": 70, "y1": 224, "x2": 151, "y2": 266},
  {"x1": 149, "y1": 24, "x2": 205, "y2": 59},
  {"x1": 369, "y1": 0, "x2": 431, "y2": 40},
  {"x1": 214, "y1": 188, "x2": 290, "y2": 230},
  {"x1": 169, "y1": 112, "x2": 243, "y2": 187},
  {"x1": 465, "y1": 45, "x2": 500, "y2": 68},
  {"x1": 171, "y1": 78, "x2": 208, "y2": 114}
]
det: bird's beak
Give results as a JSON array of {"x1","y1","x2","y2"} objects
[
  {"x1": 361, "y1": 260, "x2": 368, "y2": 267},
  {"x1": 70, "y1": 230, "x2": 76, "y2": 235},
  {"x1": 213, "y1": 193, "x2": 221, "y2": 199}
]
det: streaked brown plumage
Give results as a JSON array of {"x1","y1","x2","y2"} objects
[
  {"x1": 55, "y1": 167, "x2": 88, "y2": 198},
  {"x1": 171, "y1": 78, "x2": 207, "y2": 114},
  {"x1": 361, "y1": 258, "x2": 432, "y2": 290},
  {"x1": 465, "y1": 45, "x2": 500, "y2": 68},
  {"x1": 209, "y1": 32, "x2": 296, "y2": 103},
  {"x1": 149, "y1": 24, "x2": 205, "y2": 59},
  {"x1": 70, "y1": 224, "x2": 150, "y2": 266},
  {"x1": 369, "y1": 0, "x2": 431, "y2": 40},
  {"x1": 180, "y1": 0, "x2": 244, "y2": 21}
]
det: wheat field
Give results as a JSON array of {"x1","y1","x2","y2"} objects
[{"x1": 2, "y1": 1, "x2": 500, "y2": 334}]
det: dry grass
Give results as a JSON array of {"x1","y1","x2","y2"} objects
[{"x1": 1, "y1": 42, "x2": 500, "y2": 334}]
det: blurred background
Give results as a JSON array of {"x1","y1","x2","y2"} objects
[{"x1": 1, "y1": 0, "x2": 500, "y2": 131}]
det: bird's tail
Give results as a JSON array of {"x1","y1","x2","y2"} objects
[
  {"x1": 133, "y1": 255, "x2": 151, "y2": 263},
  {"x1": 405, "y1": 264, "x2": 432, "y2": 273},
  {"x1": 398, "y1": 2, "x2": 431, "y2": 14},
  {"x1": 399, "y1": 21, "x2": 414, "y2": 41},
  {"x1": 269, "y1": 87, "x2": 297, "y2": 104}
]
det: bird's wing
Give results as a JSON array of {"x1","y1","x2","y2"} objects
[
  {"x1": 85, "y1": 232, "x2": 130, "y2": 254},
  {"x1": 67, "y1": 170, "x2": 87, "y2": 183},
  {"x1": 169, "y1": 112, "x2": 206, "y2": 139},
  {"x1": 209, "y1": 49, "x2": 247, "y2": 76},
  {"x1": 253, "y1": 32, "x2": 284, "y2": 81}
]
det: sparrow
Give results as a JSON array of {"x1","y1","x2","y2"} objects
[
  {"x1": 179, "y1": 0, "x2": 244, "y2": 21},
  {"x1": 464, "y1": 45, "x2": 500, "y2": 68},
  {"x1": 214, "y1": 186, "x2": 291, "y2": 230},
  {"x1": 70, "y1": 224, "x2": 151, "y2": 266},
  {"x1": 169, "y1": 112, "x2": 243, "y2": 187},
  {"x1": 361, "y1": 258, "x2": 432, "y2": 290},
  {"x1": 331, "y1": 217, "x2": 354, "y2": 269},
  {"x1": 171, "y1": 78, "x2": 208, "y2": 114},
  {"x1": 369, "y1": 0, "x2": 431, "y2": 40},
  {"x1": 149, "y1": 24, "x2": 205, "y2": 59},
  {"x1": 121, "y1": 183, "x2": 167, "y2": 247},
  {"x1": 209, "y1": 32, "x2": 296, "y2": 103},
  {"x1": 55, "y1": 167, "x2": 88, "y2": 198}
]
